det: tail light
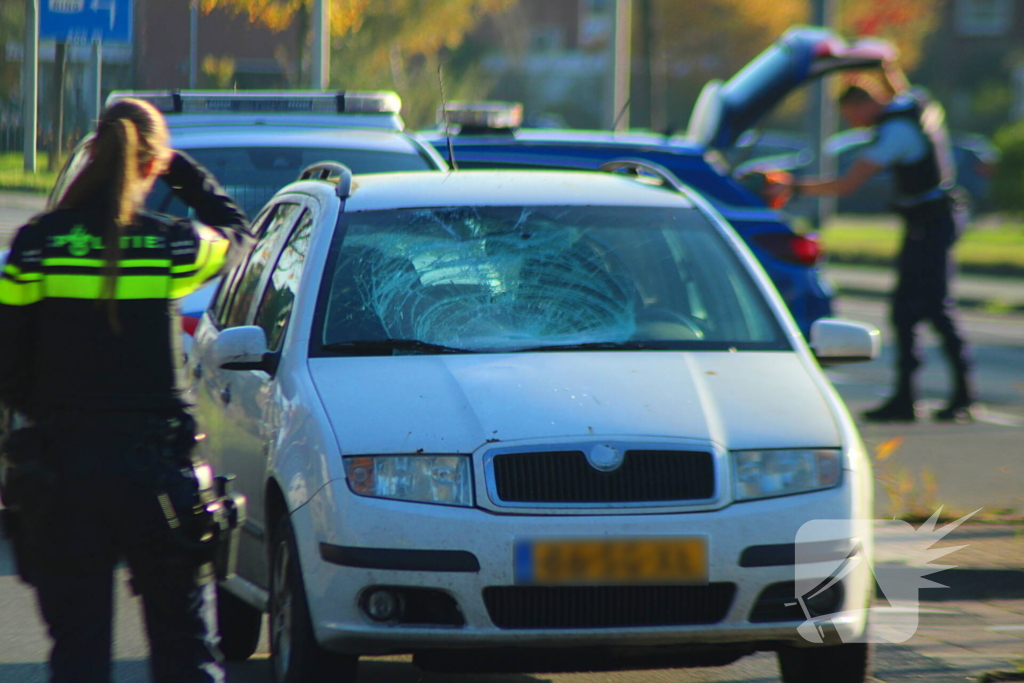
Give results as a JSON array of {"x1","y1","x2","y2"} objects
[
  {"x1": 181, "y1": 315, "x2": 201, "y2": 336},
  {"x1": 751, "y1": 233, "x2": 823, "y2": 266}
]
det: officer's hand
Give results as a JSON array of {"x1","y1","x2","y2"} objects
[
  {"x1": 762, "y1": 177, "x2": 794, "y2": 209},
  {"x1": 161, "y1": 151, "x2": 202, "y2": 191}
]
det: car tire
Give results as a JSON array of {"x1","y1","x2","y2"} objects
[
  {"x1": 269, "y1": 517, "x2": 358, "y2": 683},
  {"x1": 777, "y1": 642, "x2": 872, "y2": 683},
  {"x1": 216, "y1": 584, "x2": 263, "y2": 661}
]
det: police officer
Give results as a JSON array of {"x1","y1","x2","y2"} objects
[
  {"x1": 768, "y1": 77, "x2": 974, "y2": 423},
  {"x1": 0, "y1": 99, "x2": 253, "y2": 682}
]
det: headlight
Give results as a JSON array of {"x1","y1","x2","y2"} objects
[
  {"x1": 344, "y1": 455, "x2": 473, "y2": 507},
  {"x1": 732, "y1": 449, "x2": 842, "y2": 501}
]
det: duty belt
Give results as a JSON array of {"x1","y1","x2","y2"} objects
[{"x1": 892, "y1": 186, "x2": 949, "y2": 209}]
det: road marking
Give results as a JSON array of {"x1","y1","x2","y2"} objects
[
  {"x1": 918, "y1": 400, "x2": 1024, "y2": 427},
  {"x1": 869, "y1": 606, "x2": 961, "y2": 615}
]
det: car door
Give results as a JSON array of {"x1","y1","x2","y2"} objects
[
  {"x1": 191, "y1": 199, "x2": 305, "y2": 582},
  {"x1": 220, "y1": 204, "x2": 316, "y2": 569}
]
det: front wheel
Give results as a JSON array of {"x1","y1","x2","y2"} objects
[
  {"x1": 777, "y1": 642, "x2": 872, "y2": 683},
  {"x1": 269, "y1": 517, "x2": 358, "y2": 683}
]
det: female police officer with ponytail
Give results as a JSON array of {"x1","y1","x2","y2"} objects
[{"x1": 0, "y1": 98, "x2": 253, "y2": 682}]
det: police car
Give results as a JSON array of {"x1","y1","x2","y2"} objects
[
  {"x1": 188, "y1": 159, "x2": 881, "y2": 683},
  {"x1": 419, "y1": 28, "x2": 899, "y2": 338},
  {"x1": 49, "y1": 91, "x2": 447, "y2": 341}
]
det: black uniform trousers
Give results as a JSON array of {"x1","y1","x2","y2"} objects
[
  {"x1": 891, "y1": 197, "x2": 969, "y2": 379},
  {"x1": 14, "y1": 414, "x2": 224, "y2": 683}
]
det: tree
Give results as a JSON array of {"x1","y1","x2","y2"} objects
[
  {"x1": 198, "y1": 0, "x2": 517, "y2": 127},
  {"x1": 839, "y1": 0, "x2": 942, "y2": 72},
  {"x1": 641, "y1": 0, "x2": 943, "y2": 131},
  {"x1": 0, "y1": 1, "x2": 25, "y2": 115}
]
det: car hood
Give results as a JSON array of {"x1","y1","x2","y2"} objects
[
  {"x1": 309, "y1": 351, "x2": 840, "y2": 455},
  {"x1": 688, "y1": 28, "x2": 896, "y2": 150}
]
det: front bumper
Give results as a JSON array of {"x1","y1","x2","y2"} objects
[{"x1": 296, "y1": 478, "x2": 871, "y2": 656}]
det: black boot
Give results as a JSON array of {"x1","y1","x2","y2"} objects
[
  {"x1": 934, "y1": 366, "x2": 974, "y2": 422},
  {"x1": 862, "y1": 372, "x2": 916, "y2": 423}
]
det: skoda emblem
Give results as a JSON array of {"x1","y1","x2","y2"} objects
[{"x1": 587, "y1": 444, "x2": 623, "y2": 472}]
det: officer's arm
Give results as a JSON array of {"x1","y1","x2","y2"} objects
[
  {"x1": 794, "y1": 158, "x2": 883, "y2": 198},
  {"x1": 161, "y1": 150, "x2": 250, "y2": 237},
  {"x1": 0, "y1": 226, "x2": 43, "y2": 412}
]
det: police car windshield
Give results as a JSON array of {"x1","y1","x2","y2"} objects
[
  {"x1": 148, "y1": 146, "x2": 433, "y2": 218},
  {"x1": 313, "y1": 205, "x2": 789, "y2": 355}
]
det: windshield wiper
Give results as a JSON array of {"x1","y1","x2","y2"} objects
[
  {"x1": 516, "y1": 341, "x2": 649, "y2": 352},
  {"x1": 321, "y1": 339, "x2": 473, "y2": 355}
]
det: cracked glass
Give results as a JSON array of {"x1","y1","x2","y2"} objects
[{"x1": 314, "y1": 205, "x2": 789, "y2": 355}]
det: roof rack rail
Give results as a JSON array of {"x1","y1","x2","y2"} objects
[
  {"x1": 299, "y1": 162, "x2": 353, "y2": 199},
  {"x1": 598, "y1": 159, "x2": 687, "y2": 193}
]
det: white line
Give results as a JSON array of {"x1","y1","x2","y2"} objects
[{"x1": 987, "y1": 625, "x2": 1024, "y2": 632}]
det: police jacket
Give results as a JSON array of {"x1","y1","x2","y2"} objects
[
  {"x1": 0, "y1": 152, "x2": 254, "y2": 417},
  {"x1": 874, "y1": 89, "x2": 957, "y2": 205}
]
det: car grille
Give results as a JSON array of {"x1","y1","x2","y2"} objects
[
  {"x1": 483, "y1": 584, "x2": 736, "y2": 629},
  {"x1": 489, "y1": 449, "x2": 715, "y2": 504}
]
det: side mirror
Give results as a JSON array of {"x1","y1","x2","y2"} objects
[
  {"x1": 810, "y1": 319, "x2": 880, "y2": 365},
  {"x1": 212, "y1": 326, "x2": 276, "y2": 372}
]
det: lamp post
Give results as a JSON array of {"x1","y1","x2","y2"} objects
[{"x1": 310, "y1": 0, "x2": 329, "y2": 89}]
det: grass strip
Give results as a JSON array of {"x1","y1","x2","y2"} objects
[
  {"x1": 0, "y1": 152, "x2": 58, "y2": 194},
  {"x1": 822, "y1": 215, "x2": 1024, "y2": 276}
]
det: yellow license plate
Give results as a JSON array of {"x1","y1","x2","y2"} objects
[{"x1": 514, "y1": 536, "x2": 708, "y2": 585}]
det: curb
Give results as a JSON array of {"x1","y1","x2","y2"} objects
[
  {"x1": 835, "y1": 284, "x2": 1024, "y2": 314},
  {"x1": 916, "y1": 568, "x2": 1024, "y2": 601}
]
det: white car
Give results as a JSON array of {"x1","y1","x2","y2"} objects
[{"x1": 188, "y1": 162, "x2": 881, "y2": 683}]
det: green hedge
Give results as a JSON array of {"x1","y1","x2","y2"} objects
[{"x1": 993, "y1": 120, "x2": 1024, "y2": 216}]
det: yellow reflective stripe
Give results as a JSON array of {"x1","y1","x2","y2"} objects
[
  {"x1": 45, "y1": 273, "x2": 170, "y2": 300},
  {"x1": 0, "y1": 278, "x2": 43, "y2": 305},
  {"x1": 3, "y1": 264, "x2": 43, "y2": 282},
  {"x1": 169, "y1": 237, "x2": 230, "y2": 298},
  {"x1": 42, "y1": 258, "x2": 173, "y2": 268}
]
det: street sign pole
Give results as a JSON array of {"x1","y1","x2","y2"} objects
[
  {"x1": 189, "y1": 0, "x2": 198, "y2": 88},
  {"x1": 808, "y1": 0, "x2": 838, "y2": 229},
  {"x1": 310, "y1": 0, "x2": 329, "y2": 89},
  {"x1": 22, "y1": 0, "x2": 39, "y2": 173},
  {"x1": 87, "y1": 40, "x2": 102, "y2": 126}
]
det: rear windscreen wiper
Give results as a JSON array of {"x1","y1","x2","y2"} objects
[{"x1": 321, "y1": 339, "x2": 473, "y2": 355}]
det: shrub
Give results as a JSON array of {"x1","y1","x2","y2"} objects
[{"x1": 993, "y1": 120, "x2": 1024, "y2": 217}]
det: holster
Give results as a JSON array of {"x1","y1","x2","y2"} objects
[
  {"x1": 151, "y1": 414, "x2": 246, "y2": 581},
  {"x1": 0, "y1": 421, "x2": 55, "y2": 584}
]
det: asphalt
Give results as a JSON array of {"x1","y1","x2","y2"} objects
[{"x1": 826, "y1": 263, "x2": 1024, "y2": 313}]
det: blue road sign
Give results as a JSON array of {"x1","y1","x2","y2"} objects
[{"x1": 40, "y1": 0, "x2": 133, "y2": 44}]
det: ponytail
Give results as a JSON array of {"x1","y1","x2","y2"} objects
[{"x1": 55, "y1": 98, "x2": 170, "y2": 331}]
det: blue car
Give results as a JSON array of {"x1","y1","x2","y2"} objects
[{"x1": 420, "y1": 28, "x2": 894, "y2": 336}]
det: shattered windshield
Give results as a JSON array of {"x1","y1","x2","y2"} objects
[{"x1": 312, "y1": 205, "x2": 789, "y2": 355}]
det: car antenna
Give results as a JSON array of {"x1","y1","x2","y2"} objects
[
  {"x1": 612, "y1": 97, "x2": 632, "y2": 133},
  {"x1": 438, "y1": 63, "x2": 459, "y2": 170}
]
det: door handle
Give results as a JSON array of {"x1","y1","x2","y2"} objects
[{"x1": 220, "y1": 386, "x2": 232, "y2": 405}]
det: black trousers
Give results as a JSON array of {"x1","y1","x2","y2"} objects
[
  {"x1": 891, "y1": 198, "x2": 969, "y2": 379},
  {"x1": 14, "y1": 415, "x2": 224, "y2": 683}
]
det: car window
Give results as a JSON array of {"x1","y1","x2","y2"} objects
[
  {"x1": 147, "y1": 146, "x2": 434, "y2": 218},
  {"x1": 221, "y1": 202, "x2": 302, "y2": 329},
  {"x1": 209, "y1": 203, "x2": 279, "y2": 327},
  {"x1": 253, "y1": 209, "x2": 314, "y2": 351},
  {"x1": 314, "y1": 205, "x2": 788, "y2": 354}
]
